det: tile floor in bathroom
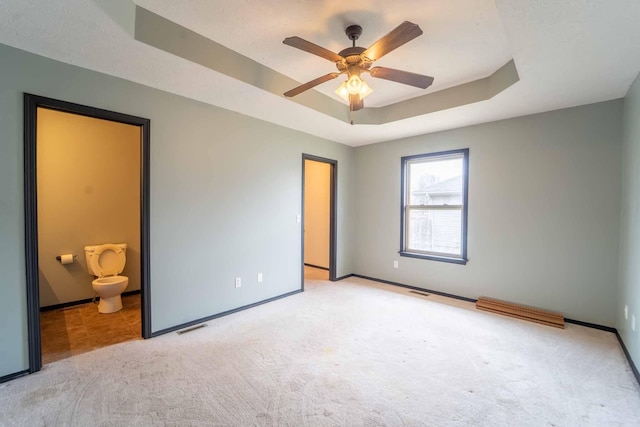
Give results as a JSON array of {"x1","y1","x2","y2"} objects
[
  {"x1": 304, "y1": 265, "x2": 329, "y2": 280},
  {"x1": 40, "y1": 293, "x2": 141, "y2": 365}
]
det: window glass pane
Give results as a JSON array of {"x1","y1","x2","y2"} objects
[
  {"x1": 408, "y1": 209, "x2": 462, "y2": 256},
  {"x1": 408, "y1": 156, "x2": 463, "y2": 206}
]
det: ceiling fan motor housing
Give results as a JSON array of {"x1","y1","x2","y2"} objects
[
  {"x1": 338, "y1": 25, "x2": 371, "y2": 74},
  {"x1": 336, "y1": 47, "x2": 371, "y2": 74}
]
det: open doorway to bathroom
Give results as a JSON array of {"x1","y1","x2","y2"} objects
[
  {"x1": 24, "y1": 94, "x2": 151, "y2": 373},
  {"x1": 302, "y1": 154, "x2": 337, "y2": 284}
]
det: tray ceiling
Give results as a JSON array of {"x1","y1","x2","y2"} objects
[{"x1": 0, "y1": 0, "x2": 639, "y2": 146}]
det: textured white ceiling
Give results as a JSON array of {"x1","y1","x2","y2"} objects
[{"x1": 1, "y1": 0, "x2": 639, "y2": 146}]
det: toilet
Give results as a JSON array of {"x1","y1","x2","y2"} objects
[{"x1": 84, "y1": 243, "x2": 129, "y2": 313}]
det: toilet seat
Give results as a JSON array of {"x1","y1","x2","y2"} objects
[{"x1": 90, "y1": 244, "x2": 126, "y2": 278}]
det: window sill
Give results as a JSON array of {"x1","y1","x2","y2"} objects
[{"x1": 399, "y1": 251, "x2": 468, "y2": 265}]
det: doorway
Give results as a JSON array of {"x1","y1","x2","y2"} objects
[
  {"x1": 302, "y1": 154, "x2": 337, "y2": 285},
  {"x1": 24, "y1": 94, "x2": 151, "y2": 373}
]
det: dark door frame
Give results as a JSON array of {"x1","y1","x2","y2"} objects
[
  {"x1": 23, "y1": 93, "x2": 151, "y2": 373},
  {"x1": 301, "y1": 154, "x2": 338, "y2": 286}
]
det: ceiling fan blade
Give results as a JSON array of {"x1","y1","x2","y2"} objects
[
  {"x1": 369, "y1": 66, "x2": 434, "y2": 89},
  {"x1": 349, "y1": 94, "x2": 364, "y2": 111},
  {"x1": 284, "y1": 73, "x2": 341, "y2": 97},
  {"x1": 283, "y1": 36, "x2": 344, "y2": 63},
  {"x1": 363, "y1": 21, "x2": 423, "y2": 62}
]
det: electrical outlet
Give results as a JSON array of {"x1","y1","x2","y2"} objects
[
  {"x1": 393, "y1": 260, "x2": 399, "y2": 269},
  {"x1": 625, "y1": 305, "x2": 628, "y2": 320},
  {"x1": 235, "y1": 277, "x2": 241, "y2": 288},
  {"x1": 296, "y1": 214, "x2": 301, "y2": 223},
  {"x1": 633, "y1": 315, "x2": 636, "y2": 332},
  {"x1": 257, "y1": 273, "x2": 263, "y2": 283}
]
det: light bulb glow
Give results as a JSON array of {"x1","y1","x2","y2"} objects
[
  {"x1": 358, "y1": 80, "x2": 373, "y2": 98},
  {"x1": 335, "y1": 81, "x2": 349, "y2": 102},
  {"x1": 347, "y1": 74, "x2": 364, "y2": 95},
  {"x1": 336, "y1": 78, "x2": 373, "y2": 104}
]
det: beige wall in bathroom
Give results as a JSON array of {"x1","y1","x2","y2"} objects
[
  {"x1": 37, "y1": 108, "x2": 141, "y2": 307},
  {"x1": 304, "y1": 160, "x2": 330, "y2": 269}
]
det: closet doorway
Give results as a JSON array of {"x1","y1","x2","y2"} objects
[{"x1": 302, "y1": 154, "x2": 337, "y2": 284}]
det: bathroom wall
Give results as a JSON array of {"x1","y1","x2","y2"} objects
[
  {"x1": 304, "y1": 160, "x2": 331, "y2": 269},
  {"x1": 37, "y1": 108, "x2": 141, "y2": 307},
  {"x1": 0, "y1": 43, "x2": 356, "y2": 378}
]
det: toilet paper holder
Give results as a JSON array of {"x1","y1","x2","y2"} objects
[{"x1": 56, "y1": 254, "x2": 77, "y2": 262}]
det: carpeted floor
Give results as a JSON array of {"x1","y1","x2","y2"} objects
[{"x1": 1, "y1": 276, "x2": 639, "y2": 426}]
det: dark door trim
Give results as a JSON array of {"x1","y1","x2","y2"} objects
[
  {"x1": 301, "y1": 154, "x2": 338, "y2": 287},
  {"x1": 23, "y1": 93, "x2": 151, "y2": 373}
]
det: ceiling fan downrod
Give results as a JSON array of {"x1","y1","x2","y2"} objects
[{"x1": 345, "y1": 25, "x2": 362, "y2": 47}]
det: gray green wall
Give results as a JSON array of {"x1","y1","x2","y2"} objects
[
  {"x1": 353, "y1": 101, "x2": 623, "y2": 326},
  {"x1": 619, "y1": 72, "x2": 640, "y2": 372},
  {"x1": 0, "y1": 43, "x2": 355, "y2": 378}
]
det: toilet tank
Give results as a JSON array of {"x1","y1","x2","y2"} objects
[{"x1": 84, "y1": 243, "x2": 127, "y2": 276}]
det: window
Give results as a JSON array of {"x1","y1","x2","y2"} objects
[{"x1": 400, "y1": 149, "x2": 469, "y2": 264}]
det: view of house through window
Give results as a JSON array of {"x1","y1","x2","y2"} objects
[{"x1": 401, "y1": 149, "x2": 468, "y2": 264}]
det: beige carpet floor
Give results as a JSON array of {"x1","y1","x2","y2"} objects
[{"x1": 1, "y1": 276, "x2": 639, "y2": 426}]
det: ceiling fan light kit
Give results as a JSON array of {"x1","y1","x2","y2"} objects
[
  {"x1": 335, "y1": 76, "x2": 372, "y2": 101},
  {"x1": 283, "y1": 21, "x2": 434, "y2": 112}
]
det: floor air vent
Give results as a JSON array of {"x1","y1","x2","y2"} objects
[
  {"x1": 176, "y1": 324, "x2": 207, "y2": 335},
  {"x1": 476, "y1": 297, "x2": 564, "y2": 329},
  {"x1": 409, "y1": 290, "x2": 430, "y2": 297}
]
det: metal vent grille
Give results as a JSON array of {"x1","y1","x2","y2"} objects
[
  {"x1": 176, "y1": 324, "x2": 207, "y2": 335},
  {"x1": 409, "y1": 290, "x2": 431, "y2": 297}
]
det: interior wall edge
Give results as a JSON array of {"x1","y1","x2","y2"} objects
[{"x1": 617, "y1": 69, "x2": 640, "y2": 381}]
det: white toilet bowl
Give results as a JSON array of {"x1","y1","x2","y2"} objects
[
  {"x1": 84, "y1": 243, "x2": 129, "y2": 314},
  {"x1": 92, "y1": 275, "x2": 129, "y2": 313}
]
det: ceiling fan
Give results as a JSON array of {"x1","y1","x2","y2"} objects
[{"x1": 283, "y1": 21, "x2": 434, "y2": 111}]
